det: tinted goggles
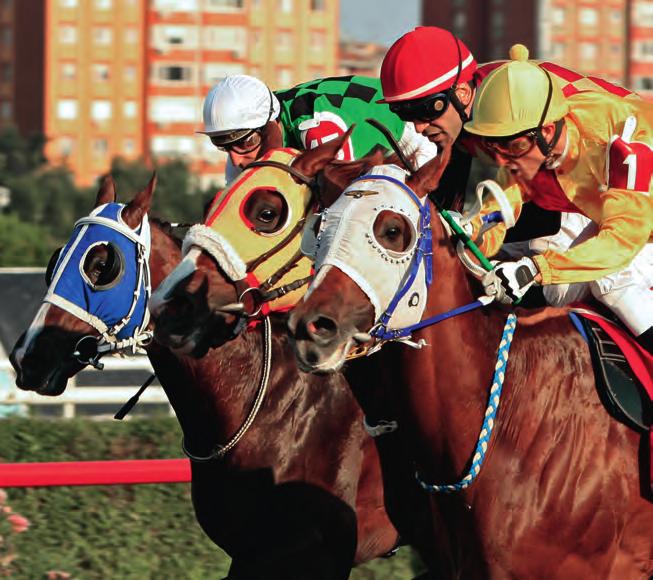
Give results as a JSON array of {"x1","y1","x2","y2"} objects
[
  {"x1": 482, "y1": 130, "x2": 538, "y2": 159},
  {"x1": 211, "y1": 129, "x2": 263, "y2": 154},
  {"x1": 389, "y1": 91, "x2": 451, "y2": 122}
]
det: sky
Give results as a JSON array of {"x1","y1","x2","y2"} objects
[{"x1": 340, "y1": 0, "x2": 421, "y2": 48}]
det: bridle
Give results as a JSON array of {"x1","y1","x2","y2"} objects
[
  {"x1": 45, "y1": 208, "x2": 154, "y2": 371},
  {"x1": 206, "y1": 158, "x2": 320, "y2": 337}
]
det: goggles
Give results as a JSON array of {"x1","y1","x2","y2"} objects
[
  {"x1": 389, "y1": 91, "x2": 451, "y2": 123},
  {"x1": 482, "y1": 130, "x2": 538, "y2": 159},
  {"x1": 211, "y1": 129, "x2": 263, "y2": 154}
]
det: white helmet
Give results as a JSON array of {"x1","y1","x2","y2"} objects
[{"x1": 198, "y1": 75, "x2": 281, "y2": 144}]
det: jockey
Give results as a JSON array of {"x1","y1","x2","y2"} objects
[
  {"x1": 198, "y1": 74, "x2": 437, "y2": 184},
  {"x1": 463, "y1": 47, "x2": 653, "y2": 353}
]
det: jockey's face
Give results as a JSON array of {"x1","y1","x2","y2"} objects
[
  {"x1": 411, "y1": 84, "x2": 474, "y2": 149},
  {"x1": 225, "y1": 121, "x2": 284, "y2": 170}
]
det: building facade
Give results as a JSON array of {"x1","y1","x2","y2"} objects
[
  {"x1": 5, "y1": 0, "x2": 338, "y2": 187},
  {"x1": 423, "y1": 0, "x2": 653, "y2": 96}
]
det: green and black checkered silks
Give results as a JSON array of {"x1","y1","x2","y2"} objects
[{"x1": 275, "y1": 76, "x2": 406, "y2": 159}]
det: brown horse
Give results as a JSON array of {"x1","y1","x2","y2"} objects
[
  {"x1": 9, "y1": 175, "x2": 399, "y2": 579},
  {"x1": 148, "y1": 138, "x2": 441, "y2": 573},
  {"x1": 288, "y1": 155, "x2": 653, "y2": 578}
]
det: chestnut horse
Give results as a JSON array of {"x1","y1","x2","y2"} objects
[
  {"x1": 148, "y1": 137, "x2": 440, "y2": 573},
  {"x1": 288, "y1": 157, "x2": 653, "y2": 578},
  {"x1": 9, "y1": 175, "x2": 398, "y2": 579}
]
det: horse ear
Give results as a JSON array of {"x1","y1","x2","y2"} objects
[
  {"x1": 122, "y1": 173, "x2": 156, "y2": 228},
  {"x1": 95, "y1": 174, "x2": 117, "y2": 207},
  {"x1": 405, "y1": 144, "x2": 452, "y2": 199},
  {"x1": 319, "y1": 148, "x2": 386, "y2": 207},
  {"x1": 292, "y1": 126, "x2": 355, "y2": 179}
]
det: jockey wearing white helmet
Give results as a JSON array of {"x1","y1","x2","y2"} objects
[{"x1": 198, "y1": 74, "x2": 438, "y2": 184}]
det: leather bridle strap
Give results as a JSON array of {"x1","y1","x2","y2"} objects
[{"x1": 245, "y1": 159, "x2": 316, "y2": 187}]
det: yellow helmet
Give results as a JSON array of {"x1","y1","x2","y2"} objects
[{"x1": 465, "y1": 44, "x2": 569, "y2": 137}]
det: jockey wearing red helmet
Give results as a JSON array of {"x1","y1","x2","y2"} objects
[{"x1": 380, "y1": 26, "x2": 477, "y2": 152}]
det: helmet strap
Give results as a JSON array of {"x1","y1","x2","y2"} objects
[
  {"x1": 535, "y1": 118, "x2": 564, "y2": 158},
  {"x1": 449, "y1": 33, "x2": 469, "y2": 123}
]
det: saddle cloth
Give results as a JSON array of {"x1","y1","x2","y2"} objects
[{"x1": 569, "y1": 305, "x2": 652, "y2": 493}]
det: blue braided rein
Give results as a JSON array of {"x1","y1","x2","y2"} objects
[{"x1": 416, "y1": 312, "x2": 518, "y2": 493}]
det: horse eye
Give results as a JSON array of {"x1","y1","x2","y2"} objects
[
  {"x1": 258, "y1": 208, "x2": 277, "y2": 223},
  {"x1": 385, "y1": 226, "x2": 401, "y2": 239}
]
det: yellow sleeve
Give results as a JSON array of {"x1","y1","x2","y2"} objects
[
  {"x1": 532, "y1": 187, "x2": 653, "y2": 284},
  {"x1": 469, "y1": 168, "x2": 525, "y2": 257}
]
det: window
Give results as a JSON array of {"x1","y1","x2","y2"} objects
[
  {"x1": 635, "y1": 3, "x2": 653, "y2": 27},
  {"x1": 123, "y1": 101, "x2": 137, "y2": 118},
  {"x1": 91, "y1": 100, "x2": 112, "y2": 121},
  {"x1": 634, "y1": 77, "x2": 653, "y2": 90},
  {"x1": 61, "y1": 62, "x2": 77, "y2": 80},
  {"x1": 124, "y1": 64, "x2": 137, "y2": 81},
  {"x1": 634, "y1": 40, "x2": 653, "y2": 60},
  {"x1": 94, "y1": 0, "x2": 111, "y2": 8},
  {"x1": 0, "y1": 26, "x2": 10, "y2": 46},
  {"x1": 57, "y1": 99, "x2": 78, "y2": 120},
  {"x1": 277, "y1": 30, "x2": 293, "y2": 52},
  {"x1": 278, "y1": 0, "x2": 292, "y2": 12},
  {"x1": 124, "y1": 27, "x2": 138, "y2": 44},
  {"x1": 59, "y1": 26, "x2": 76, "y2": 44},
  {"x1": 276, "y1": 67, "x2": 292, "y2": 86},
  {"x1": 93, "y1": 138, "x2": 108, "y2": 156},
  {"x1": 123, "y1": 138, "x2": 136, "y2": 155},
  {"x1": 579, "y1": 42, "x2": 597, "y2": 62},
  {"x1": 149, "y1": 97, "x2": 198, "y2": 123},
  {"x1": 0, "y1": 101, "x2": 11, "y2": 120},
  {"x1": 310, "y1": 0, "x2": 325, "y2": 10},
  {"x1": 93, "y1": 27, "x2": 112, "y2": 45},
  {"x1": 1, "y1": 62, "x2": 12, "y2": 82},
  {"x1": 93, "y1": 63, "x2": 110, "y2": 81},
  {"x1": 202, "y1": 26, "x2": 246, "y2": 54},
  {"x1": 60, "y1": 0, "x2": 78, "y2": 6},
  {"x1": 578, "y1": 8, "x2": 598, "y2": 27},
  {"x1": 59, "y1": 137, "x2": 75, "y2": 156},
  {"x1": 152, "y1": 25, "x2": 199, "y2": 49},
  {"x1": 151, "y1": 135, "x2": 195, "y2": 155},
  {"x1": 453, "y1": 11, "x2": 467, "y2": 34},
  {"x1": 552, "y1": 7, "x2": 565, "y2": 26},
  {"x1": 204, "y1": 62, "x2": 245, "y2": 84},
  {"x1": 153, "y1": 0, "x2": 198, "y2": 10},
  {"x1": 157, "y1": 64, "x2": 193, "y2": 82},
  {"x1": 205, "y1": 0, "x2": 243, "y2": 10},
  {"x1": 550, "y1": 42, "x2": 565, "y2": 59},
  {"x1": 610, "y1": 9, "x2": 621, "y2": 25},
  {"x1": 310, "y1": 30, "x2": 325, "y2": 51}
]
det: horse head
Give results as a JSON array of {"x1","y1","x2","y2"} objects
[
  {"x1": 150, "y1": 129, "x2": 384, "y2": 356},
  {"x1": 10, "y1": 175, "x2": 156, "y2": 395},
  {"x1": 288, "y1": 148, "x2": 452, "y2": 373}
]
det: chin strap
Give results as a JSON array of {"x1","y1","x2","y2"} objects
[{"x1": 536, "y1": 118, "x2": 564, "y2": 158}]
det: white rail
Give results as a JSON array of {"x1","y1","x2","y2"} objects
[{"x1": 0, "y1": 355, "x2": 172, "y2": 419}]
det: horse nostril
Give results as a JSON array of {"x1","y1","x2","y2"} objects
[{"x1": 306, "y1": 315, "x2": 338, "y2": 344}]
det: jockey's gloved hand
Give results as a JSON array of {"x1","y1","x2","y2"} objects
[
  {"x1": 447, "y1": 211, "x2": 474, "y2": 238},
  {"x1": 482, "y1": 257, "x2": 539, "y2": 304}
]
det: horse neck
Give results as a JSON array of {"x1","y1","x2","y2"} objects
[
  {"x1": 149, "y1": 222, "x2": 183, "y2": 288},
  {"x1": 395, "y1": 206, "x2": 507, "y2": 474}
]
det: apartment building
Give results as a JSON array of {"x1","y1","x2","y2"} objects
[
  {"x1": 6, "y1": 0, "x2": 338, "y2": 187},
  {"x1": 423, "y1": 0, "x2": 653, "y2": 95}
]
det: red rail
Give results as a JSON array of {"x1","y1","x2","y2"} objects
[{"x1": 0, "y1": 459, "x2": 191, "y2": 487}]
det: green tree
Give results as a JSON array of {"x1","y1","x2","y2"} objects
[{"x1": 0, "y1": 213, "x2": 52, "y2": 267}]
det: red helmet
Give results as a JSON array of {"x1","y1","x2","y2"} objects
[{"x1": 379, "y1": 27, "x2": 476, "y2": 103}]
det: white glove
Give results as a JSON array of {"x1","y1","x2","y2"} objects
[
  {"x1": 482, "y1": 257, "x2": 539, "y2": 304},
  {"x1": 447, "y1": 210, "x2": 474, "y2": 237}
]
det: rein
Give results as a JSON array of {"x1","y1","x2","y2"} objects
[{"x1": 182, "y1": 316, "x2": 273, "y2": 462}]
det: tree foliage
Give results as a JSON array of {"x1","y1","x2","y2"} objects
[{"x1": 0, "y1": 129, "x2": 215, "y2": 266}]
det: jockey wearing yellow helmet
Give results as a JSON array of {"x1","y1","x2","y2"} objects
[{"x1": 464, "y1": 47, "x2": 653, "y2": 352}]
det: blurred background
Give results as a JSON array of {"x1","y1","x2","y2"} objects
[{"x1": 0, "y1": 0, "x2": 650, "y2": 577}]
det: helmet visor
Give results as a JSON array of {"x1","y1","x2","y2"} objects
[{"x1": 389, "y1": 91, "x2": 450, "y2": 123}]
